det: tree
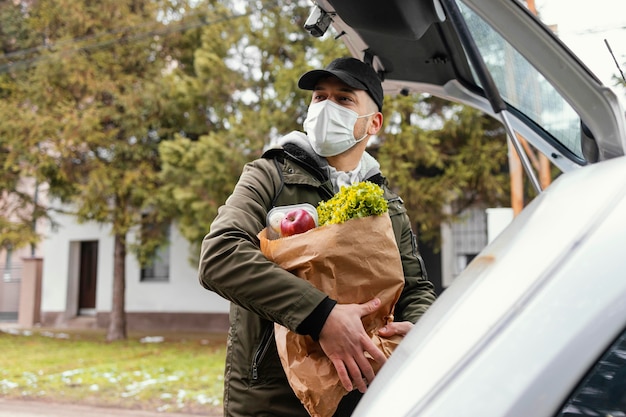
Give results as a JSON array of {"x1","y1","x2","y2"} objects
[
  {"x1": 3, "y1": 0, "x2": 514, "y2": 335},
  {"x1": 0, "y1": 0, "x2": 208, "y2": 340},
  {"x1": 0, "y1": 1, "x2": 47, "y2": 254},
  {"x1": 157, "y1": 0, "x2": 512, "y2": 257},
  {"x1": 376, "y1": 95, "x2": 510, "y2": 245},
  {"x1": 157, "y1": 0, "x2": 348, "y2": 258}
]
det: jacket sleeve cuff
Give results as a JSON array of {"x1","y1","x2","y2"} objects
[{"x1": 296, "y1": 297, "x2": 337, "y2": 341}]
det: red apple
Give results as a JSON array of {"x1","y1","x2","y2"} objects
[{"x1": 280, "y1": 208, "x2": 316, "y2": 237}]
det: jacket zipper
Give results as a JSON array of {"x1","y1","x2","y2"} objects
[{"x1": 252, "y1": 326, "x2": 274, "y2": 381}]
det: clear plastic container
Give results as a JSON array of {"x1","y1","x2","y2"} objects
[{"x1": 266, "y1": 203, "x2": 318, "y2": 239}]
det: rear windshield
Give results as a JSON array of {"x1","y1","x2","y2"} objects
[{"x1": 458, "y1": 1, "x2": 584, "y2": 159}]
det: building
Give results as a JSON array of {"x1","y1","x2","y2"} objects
[{"x1": 37, "y1": 207, "x2": 229, "y2": 332}]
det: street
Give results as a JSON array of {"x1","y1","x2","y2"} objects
[{"x1": 0, "y1": 399, "x2": 222, "y2": 417}]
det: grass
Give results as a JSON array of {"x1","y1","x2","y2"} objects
[{"x1": 0, "y1": 327, "x2": 227, "y2": 415}]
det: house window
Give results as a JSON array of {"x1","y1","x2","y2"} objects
[{"x1": 140, "y1": 224, "x2": 170, "y2": 282}]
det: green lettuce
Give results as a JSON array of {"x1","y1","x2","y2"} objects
[{"x1": 317, "y1": 182, "x2": 388, "y2": 226}]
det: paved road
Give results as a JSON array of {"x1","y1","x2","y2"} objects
[{"x1": 0, "y1": 399, "x2": 222, "y2": 417}]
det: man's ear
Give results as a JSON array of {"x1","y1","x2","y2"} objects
[{"x1": 369, "y1": 112, "x2": 383, "y2": 135}]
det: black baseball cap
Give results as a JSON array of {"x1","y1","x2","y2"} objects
[{"x1": 298, "y1": 57, "x2": 384, "y2": 111}]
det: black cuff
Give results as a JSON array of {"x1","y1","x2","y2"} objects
[{"x1": 296, "y1": 297, "x2": 337, "y2": 341}]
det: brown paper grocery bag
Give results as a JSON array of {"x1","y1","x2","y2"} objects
[{"x1": 258, "y1": 212, "x2": 404, "y2": 417}]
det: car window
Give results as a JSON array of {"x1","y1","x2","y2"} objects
[
  {"x1": 458, "y1": 1, "x2": 584, "y2": 161},
  {"x1": 555, "y1": 327, "x2": 626, "y2": 416}
]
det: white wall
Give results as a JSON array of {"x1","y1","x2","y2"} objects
[
  {"x1": 41, "y1": 210, "x2": 228, "y2": 315},
  {"x1": 122, "y1": 224, "x2": 228, "y2": 313},
  {"x1": 486, "y1": 208, "x2": 514, "y2": 243},
  {"x1": 441, "y1": 207, "x2": 514, "y2": 289},
  {"x1": 41, "y1": 211, "x2": 111, "y2": 312}
]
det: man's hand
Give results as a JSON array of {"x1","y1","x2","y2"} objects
[
  {"x1": 377, "y1": 321, "x2": 414, "y2": 337},
  {"x1": 318, "y1": 298, "x2": 387, "y2": 393}
]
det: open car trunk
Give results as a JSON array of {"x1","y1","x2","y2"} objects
[{"x1": 308, "y1": 0, "x2": 626, "y2": 186}]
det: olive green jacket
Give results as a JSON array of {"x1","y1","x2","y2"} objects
[{"x1": 198, "y1": 131, "x2": 436, "y2": 417}]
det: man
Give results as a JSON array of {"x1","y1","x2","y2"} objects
[{"x1": 199, "y1": 57, "x2": 436, "y2": 417}]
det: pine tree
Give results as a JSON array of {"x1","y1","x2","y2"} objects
[
  {"x1": 157, "y1": 0, "x2": 348, "y2": 258},
  {"x1": 1, "y1": 0, "x2": 205, "y2": 340},
  {"x1": 157, "y1": 0, "x2": 512, "y2": 256},
  {"x1": 376, "y1": 95, "x2": 510, "y2": 245},
  {"x1": 0, "y1": 1, "x2": 45, "y2": 254}
]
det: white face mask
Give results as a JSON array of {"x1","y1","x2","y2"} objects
[{"x1": 303, "y1": 100, "x2": 374, "y2": 157}]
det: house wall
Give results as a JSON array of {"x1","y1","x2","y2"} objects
[{"x1": 40, "y1": 210, "x2": 229, "y2": 332}]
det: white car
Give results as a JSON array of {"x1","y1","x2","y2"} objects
[{"x1": 305, "y1": 0, "x2": 626, "y2": 416}]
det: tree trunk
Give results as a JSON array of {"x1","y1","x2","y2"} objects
[{"x1": 107, "y1": 233, "x2": 127, "y2": 341}]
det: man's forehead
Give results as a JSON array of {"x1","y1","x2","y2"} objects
[{"x1": 313, "y1": 76, "x2": 364, "y2": 94}]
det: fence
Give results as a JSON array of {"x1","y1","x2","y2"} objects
[
  {"x1": 0, "y1": 259, "x2": 42, "y2": 326},
  {"x1": 1, "y1": 264, "x2": 23, "y2": 283},
  {"x1": 0, "y1": 264, "x2": 22, "y2": 319}
]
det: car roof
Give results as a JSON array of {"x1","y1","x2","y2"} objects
[{"x1": 311, "y1": 0, "x2": 626, "y2": 174}]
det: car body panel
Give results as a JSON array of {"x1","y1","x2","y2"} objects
[{"x1": 353, "y1": 155, "x2": 626, "y2": 417}]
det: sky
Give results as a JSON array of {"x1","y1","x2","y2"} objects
[{"x1": 535, "y1": 0, "x2": 626, "y2": 100}]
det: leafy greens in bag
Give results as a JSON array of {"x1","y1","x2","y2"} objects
[{"x1": 317, "y1": 181, "x2": 388, "y2": 226}]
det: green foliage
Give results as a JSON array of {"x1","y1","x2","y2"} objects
[
  {"x1": 377, "y1": 95, "x2": 510, "y2": 245},
  {"x1": 0, "y1": 2, "x2": 47, "y2": 251},
  {"x1": 158, "y1": 132, "x2": 250, "y2": 260},
  {"x1": 1, "y1": 0, "x2": 514, "y2": 275},
  {"x1": 0, "y1": 0, "x2": 183, "y2": 249},
  {"x1": 156, "y1": 1, "x2": 249, "y2": 140},
  {"x1": 0, "y1": 216, "x2": 37, "y2": 251},
  {"x1": 156, "y1": 0, "x2": 349, "y2": 262},
  {"x1": 0, "y1": 0, "x2": 216, "y2": 339},
  {"x1": 0, "y1": 0, "x2": 39, "y2": 67},
  {"x1": 317, "y1": 182, "x2": 388, "y2": 226}
]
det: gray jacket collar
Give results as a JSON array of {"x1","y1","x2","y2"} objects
[{"x1": 273, "y1": 131, "x2": 382, "y2": 182}]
